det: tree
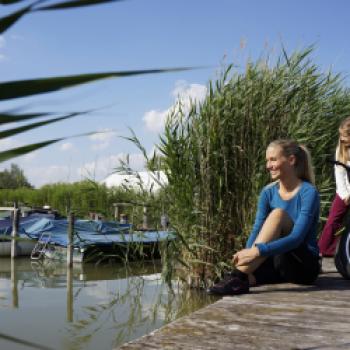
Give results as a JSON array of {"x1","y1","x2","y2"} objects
[{"x1": 0, "y1": 163, "x2": 33, "y2": 189}]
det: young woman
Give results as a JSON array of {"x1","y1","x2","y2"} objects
[
  {"x1": 318, "y1": 117, "x2": 350, "y2": 257},
  {"x1": 208, "y1": 139, "x2": 321, "y2": 295}
]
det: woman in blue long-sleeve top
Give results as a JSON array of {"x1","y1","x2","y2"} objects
[{"x1": 208, "y1": 139, "x2": 321, "y2": 295}]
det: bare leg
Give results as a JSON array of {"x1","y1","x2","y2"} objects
[{"x1": 236, "y1": 208, "x2": 293, "y2": 284}]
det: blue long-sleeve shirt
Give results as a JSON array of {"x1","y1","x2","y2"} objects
[{"x1": 246, "y1": 181, "x2": 320, "y2": 257}]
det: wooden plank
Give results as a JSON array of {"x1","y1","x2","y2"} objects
[
  {"x1": 119, "y1": 258, "x2": 350, "y2": 350},
  {"x1": 0, "y1": 207, "x2": 15, "y2": 211}
]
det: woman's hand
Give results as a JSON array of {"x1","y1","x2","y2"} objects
[
  {"x1": 232, "y1": 247, "x2": 260, "y2": 266},
  {"x1": 344, "y1": 195, "x2": 350, "y2": 206}
]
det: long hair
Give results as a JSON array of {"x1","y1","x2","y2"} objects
[
  {"x1": 268, "y1": 139, "x2": 315, "y2": 185},
  {"x1": 337, "y1": 116, "x2": 350, "y2": 164}
]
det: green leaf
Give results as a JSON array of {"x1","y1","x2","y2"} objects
[
  {"x1": 0, "y1": 0, "x2": 27, "y2": 4},
  {"x1": 0, "y1": 130, "x2": 109, "y2": 162},
  {"x1": 36, "y1": 0, "x2": 124, "y2": 10},
  {"x1": 0, "y1": 112, "x2": 85, "y2": 139},
  {"x1": 0, "y1": 139, "x2": 61, "y2": 162},
  {"x1": 0, "y1": 112, "x2": 50, "y2": 125},
  {"x1": 0, "y1": 67, "x2": 193, "y2": 101},
  {"x1": 0, "y1": 5, "x2": 32, "y2": 34}
]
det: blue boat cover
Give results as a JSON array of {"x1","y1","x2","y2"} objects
[
  {"x1": 24, "y1": 218, "x2": 175, "y2": 248},
  {"x1": 1, "y1": 213, "x2": 175, "y2": 248},
  {"x1": 0, "y1": 213, "x2": 56, "y2": 239}
]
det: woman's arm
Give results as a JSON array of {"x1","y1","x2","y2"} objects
[
  {"x1": 335, "y1": 165, "x2": 350, "y2": 200},
  {"x1": 255, "y1": 186, "x2": 319, "y2": 256},
  {"x1": 246, "y1": 188, "x2": 271, "y2": 248}
]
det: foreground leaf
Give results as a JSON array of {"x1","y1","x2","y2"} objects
[
  {"x1": 0, "y1": 0, "x2": 27, "y2": 4},
  {"x1": 36, "y1": 0, "x2": 124, "y2": 10},
  {"x1": 0, "y1": 112, "x2": 50, "y2": 125},
  {"x1": 0, "y1": 112, "x2": 87, "y2": 139},
  {"x1": 0, "y1": 130, "x2": 109, "y2": 162},
  {"x1": 0, "y1": 4, "x2": 32, "y2": 34},
  {"x1": 0, "y1": 67, "x2": 193, "y2": 101}
]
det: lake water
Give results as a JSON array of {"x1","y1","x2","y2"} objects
[{"x1": 0, "y1": 258, "x2": 217, "y2": 350}]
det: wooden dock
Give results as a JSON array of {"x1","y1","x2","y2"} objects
[{"x1": 119, "y1": 258, "x2": 350, "y2": 349}]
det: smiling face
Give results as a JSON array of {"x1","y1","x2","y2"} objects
[
  {"x1": 339, "y1": 131, "x2": 350, "y2": 149},
  {"x1": 265, "y1": 145, "x2": 296, "y2": 181}
]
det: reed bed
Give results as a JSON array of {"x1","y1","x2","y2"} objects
[
  {"x1": 0, "y1": 180, "x2": 164, "y2": 228},
  {"x1": 158, "y1": 48, "x2": 350, "y2": 286}
]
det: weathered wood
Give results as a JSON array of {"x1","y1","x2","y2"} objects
[
  {"x1": 11, "y1": 207, "x2": 19, "y2": 259},
  {"x1": 66, "y1": 266, "x2": 73, "y2": 322},
  {"x1": 0, "y1": 206, "x2": 18, "y2": 211},
  {"x1": 119, "y1": 258, "x2": 350, "y2": 350},
  {"x1": 11, "y1": 258, "x2": 18, "y2": 308},
  {"x1": 67, "y1": 212, "x2": 74, "y2": 267}
]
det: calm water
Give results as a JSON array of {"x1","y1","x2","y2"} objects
[{"x1": 0, "y1": 258, "x2": 216, "y2": 350}]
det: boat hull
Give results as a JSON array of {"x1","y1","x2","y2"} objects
[{"x1": 0, "y1": 240, "x2": 36, "y2": 257}]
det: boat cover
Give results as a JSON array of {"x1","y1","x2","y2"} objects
[
  {"x1": 24, "y1": 218, "x2": 175, "y2": 248},
  {"x1": 0, "y1": 213, "x2": 56, "y2": 239}
]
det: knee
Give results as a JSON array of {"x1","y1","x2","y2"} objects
[
  {"x1": 267, "y1": 209, "x2": 293, "y2": 234},
  {"x1": 268, "y1": 208, "x2": 288, "y2": 220}
]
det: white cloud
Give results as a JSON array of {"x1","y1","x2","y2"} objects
[
  {"x1": 24, "y1": 165, "x2": 73, "y2": 187},
  {"x1": 143, "y1": 110, "x2": 167, "y2": 133},
  {"x1": 143, "y1": 80, "x2": 207, "y2": 133},
  {"x1": 60, "y1": 142, "x2": 74, "y2": 151},
  {"x1": 172, "y1": 80, "x2": 207, "y2": 107},
  {"x1": 77, "y1": 152, "x2": 146, "y2": 181},
  {"x1": 0, "y1": 137, "x2": 19, "y2": 151},
  {"x1": 89, "y1": 129, "x2": 117, "y2": 151}
]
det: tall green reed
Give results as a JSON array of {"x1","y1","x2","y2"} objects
[{"x1": 158, "y1": 47, "x2": 350, "y2": 286}]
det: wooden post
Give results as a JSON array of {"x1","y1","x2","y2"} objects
[
  {"x1": 142, "y1": 206, "x2": 148, "y2": 230},
  {"x1": 66, "y1": 265, "x2": 73, "y2": 322},
  {"x1": 67, "y1": 211, "x2": 74, "y2": 268},
  {"x1": 11, "y1": 258, "x2": 18, "y2": 308},
  {"x1": 114, "y1": 204, "x2": 119, "y2": 222},
  {"x1": 11, "y1": 203, "x2": 19, "y2": 259}
]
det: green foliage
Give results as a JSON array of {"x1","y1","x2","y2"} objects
[
  {"x1": 0, "y1": 163, "x2": 32, "y2": 189},
  {"x1": 0, "y1": 180, "x2": 166, "y2": 226},
  {"x1": 158, "y1": 47, "x2": 350, "y2": 283}
]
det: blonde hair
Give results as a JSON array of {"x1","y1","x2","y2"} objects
[
  {"x1": 337, "y1": 116, "x2": 350, "y2": 164},
  {"x1": 268, "y1": 139, "x2": 315, "y2": 185}
]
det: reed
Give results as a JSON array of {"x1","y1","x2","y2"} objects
[
  {"x1": 0, "y1": 180, "x2": 164, "y2": 228},
  {"x1": 158, "y1": 47, "x2": 350, "y2": 285}
]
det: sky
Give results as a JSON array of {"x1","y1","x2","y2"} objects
[{"x1": 1, "y1": 0, "x2": 350, "y2": 188}]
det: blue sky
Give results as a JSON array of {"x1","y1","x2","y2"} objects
[{"x1": 1, "y1": 0, "x2": 350, "y2": 187}]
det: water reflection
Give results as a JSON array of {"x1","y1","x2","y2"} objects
[{"x1": 0, "y1": 258, "x2": 217, "y2": 350}]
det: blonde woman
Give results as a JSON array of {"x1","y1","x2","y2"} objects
[
  {"x1": 318, "y1": 117, "x2": 350, "y2": 257},
  {"x1": 208, "y1": 139, "x2": 320, "y2": 295}
]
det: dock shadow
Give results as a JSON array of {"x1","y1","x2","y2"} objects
[{"x1": 250, "y1": 274, "x2": 350, "y2": 294}]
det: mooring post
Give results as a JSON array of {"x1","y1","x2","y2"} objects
[
  {"x1": 67, "y1": 211, "x2": 74, "y2": 268},
  {"x1": 113, "y1": 203, "x2": 120, "y2": 222},
  {"x1": 11, "y1": 258, "x2": 18, "y2": 308},
  {"x1": 66, "y1": 265, "x2": 73, "y2": 322},
  {"x1": 11, "y1": 202, "x2": 19, "y2": 259}
]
